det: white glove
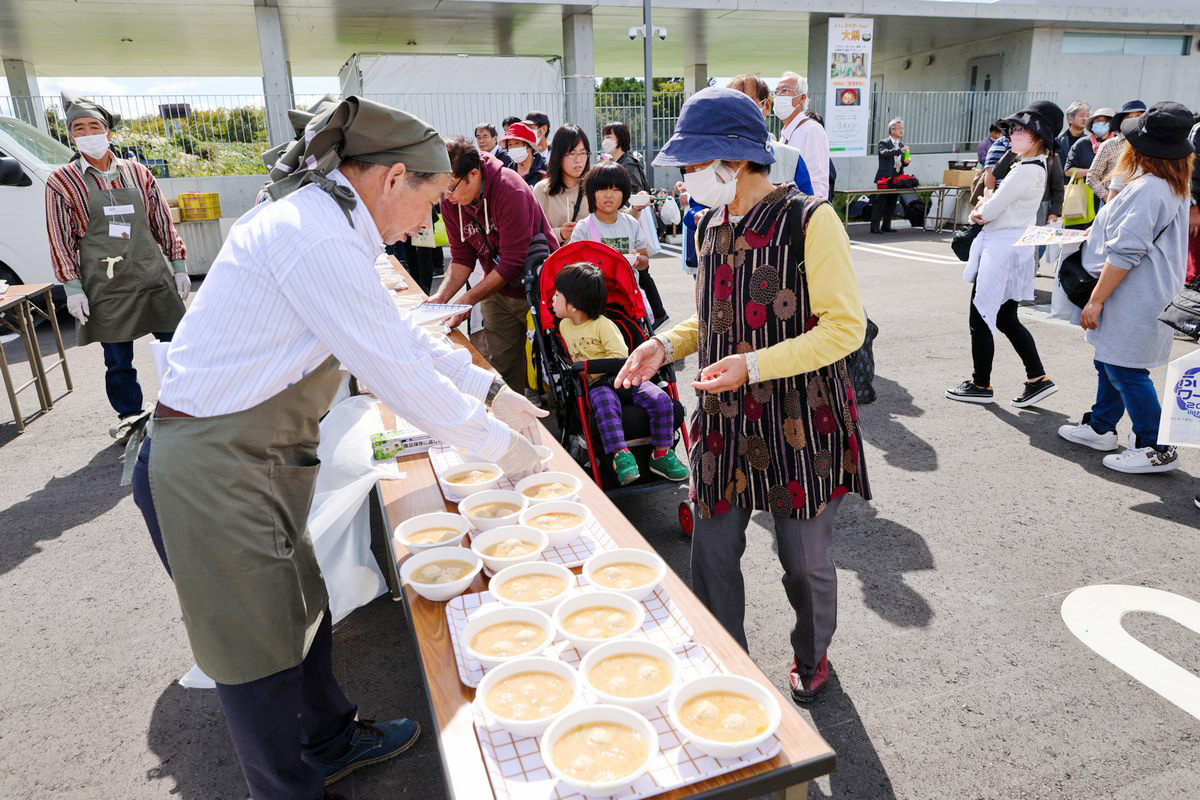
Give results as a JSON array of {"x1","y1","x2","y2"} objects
[
  {"x1": 491, "y1": 386, "x2": 549, "y2": 444},
  {"x1": 496, "y1": 428, "x2": 543, "y2": 481},
  {"x1": 175, "y1": 271, "x2": 192, "y2": 301},
  {"x1": 67, "y1": 293, "x2": 89, "y2": 324}
]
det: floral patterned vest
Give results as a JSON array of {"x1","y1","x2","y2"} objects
[{"x1": 690, "y1": 184, "x2": 871, "y2": 520}]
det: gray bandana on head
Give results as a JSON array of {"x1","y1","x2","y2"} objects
[
  {"x1": 260, "y1": 94, "x2": 340, "y2": 170},
  {"x1": 62, "y1": 93, "x2": 120, "y2": 130},
  {"x1": 262, "y1": 96, "x2": 451, "y2": 227}
]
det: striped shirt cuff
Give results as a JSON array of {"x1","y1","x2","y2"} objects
[
  {"x1": 460, "y1": 363, "x2": 497, "y2": 403},
  {"x1": 478, "y1": 417, "x2": 515, "y2": 464},
  {"x1": 744, "y1": 351, "x2": 761, "y2": 385}
]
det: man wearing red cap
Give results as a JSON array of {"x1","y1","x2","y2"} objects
[{"x1": 496, "y1": 121, "x2": 546, "y2": 187}]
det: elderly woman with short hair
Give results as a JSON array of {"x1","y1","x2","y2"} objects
[
  {"x1": 616, "y1": 87, "x2": 871, "y2": 702},
  {"x1": 870, "y1": 117, "x2": 910, "y2": 234}
]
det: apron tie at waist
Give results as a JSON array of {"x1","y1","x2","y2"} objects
[{"x1": 154, "y1": 401, "x2": 193, "y2": 419}]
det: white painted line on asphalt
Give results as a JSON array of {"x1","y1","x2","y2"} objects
[
  {"x1": 1061, "y1": 584, "x2": 1200, "y2": 722},
  {"x1": 850, "y1": 242, "x2": 957, "y2": 264},
  {"x1": 849, "y1": 239, "x2": 961, "y2": 264}
]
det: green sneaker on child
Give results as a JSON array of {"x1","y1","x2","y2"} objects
[
  {"x1": 649, "y1": 449, "x2": 689, "y2": 481},
  {"x1": 613, "y1": 450, "x2": 640, "y2": 485}
]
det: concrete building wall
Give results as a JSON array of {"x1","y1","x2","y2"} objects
[
  {"x1": 871, "y1": 28, "x2": 1036, "y2": 93},
  {"x1": 1027, "y1": 28, "x2": 1200, "y2": 110}
]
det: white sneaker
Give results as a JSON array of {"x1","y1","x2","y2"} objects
[
  {"x1": 1057, "y1": 421, "x2": 1118, "y2": 451},
  {"x1": 1102, "y1": 444, "x2": 1180, "y2": 474}
]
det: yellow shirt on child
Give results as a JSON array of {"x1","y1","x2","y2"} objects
[{"x1": 559, "y1": 317, "x2": 629, "y2": 375}]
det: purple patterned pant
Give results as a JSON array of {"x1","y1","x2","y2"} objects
[{"x1": 589, "y1": 382, "x2": 675, "y2": 454}]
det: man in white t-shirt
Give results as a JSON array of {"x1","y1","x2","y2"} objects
[{"x1": 774, "y1": 71, "x2": 831, "y2": 198}]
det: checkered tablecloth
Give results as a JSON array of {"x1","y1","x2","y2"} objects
[{"x1": 472, "y1": 642, "x2": 782, "y2": 800}]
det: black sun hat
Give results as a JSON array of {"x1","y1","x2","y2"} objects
[
  {"x1": 1120, "y1": 101, "x2": 1195, "y2": 160},
  {"x1": 1003, "y1": 100, "x2": 1064, "y2": 147}
]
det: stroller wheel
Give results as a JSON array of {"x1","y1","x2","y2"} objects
[{"x1": 678, "y1": 502, "x2": 694, "y2": 537}]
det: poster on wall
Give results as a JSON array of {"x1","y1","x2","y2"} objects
[{"x1": 825, "y1": 18, "x2": 874, "y2": 157}]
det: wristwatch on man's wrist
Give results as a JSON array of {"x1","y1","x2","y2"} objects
[{"x1": 485, "y1": 376, "x2": 506, "y2": 407}]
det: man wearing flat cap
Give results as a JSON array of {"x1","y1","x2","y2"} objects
[
  {"x1": 129, "y1": 96, "x2": 546, "y2": 800},
  {"x1": 45, "y1": 94, "x2": 190, "y2": 436}
]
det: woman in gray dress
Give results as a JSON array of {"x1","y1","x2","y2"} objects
[{"x1": 1057, "y1": 102, "x2": 1196, "y2": 474}]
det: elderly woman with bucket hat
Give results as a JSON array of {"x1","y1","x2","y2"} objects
[
  {"x1": 615, "y1": 87, "x2": 871, "y2": 702},
  {"x1": 1057, "y1": 102, "x2": 1195, "y2": 475},
  {"x1": 129, "y1": 96, "x2": 547, "y2": 800},
  {"x1": 946, "y1": 100, "x2": 1064, "y2": 408},
  {"x1": 44, "y1": 94, "x2": 189, "y2": 439}
]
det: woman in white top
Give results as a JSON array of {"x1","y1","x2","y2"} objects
[{"x1": 947, "y1": 100, "x2": 1064, "y2": 408}]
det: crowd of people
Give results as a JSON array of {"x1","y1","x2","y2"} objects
[
  {"x1": 42, "y1": 72, "x2": 1200, "y2": 800},
  {"x1": 952, "y1": 96, "x2": 1200, "y2": 482}
]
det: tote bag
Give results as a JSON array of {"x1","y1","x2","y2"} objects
[
  {"x1": 1158, "y1": 348, "x2": 1200, "y2": 448},
  {"x1": 1062, "y1": 177, "x2": 1095, "y2": 226}
]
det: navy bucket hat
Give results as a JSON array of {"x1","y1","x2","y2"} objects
[{"x1": 653, "y1": 87, "x2": 774, "y2": 168}]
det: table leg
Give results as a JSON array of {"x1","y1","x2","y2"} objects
[
  {"x1": 0, "y1": 333, "x2": 24, "y2": 433},
  {"x1": 15, "y1": 300, "x2": 50, "y2": 412},
  {"x1": 43, "y1": 290, "x2": 73, "y2": 393},
  {"x1": 774, "y1": 780, "x2": 809, "y2": 799}
]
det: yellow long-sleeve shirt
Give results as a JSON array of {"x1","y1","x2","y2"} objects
[{"x1": 660, "y1": 203, "x2": 865, "y2": 381}]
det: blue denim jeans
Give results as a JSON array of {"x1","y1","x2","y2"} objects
[
  {"x1": 100, "y1": 332, "x2": 173, "y2": 417},
  {"x1": 1087, "y1": 360, "x2": 1165, "y2": 450}
]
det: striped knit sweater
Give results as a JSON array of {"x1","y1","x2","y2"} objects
[{"x1": 45, "y1": 155, "x2": 186, "y2": 283}]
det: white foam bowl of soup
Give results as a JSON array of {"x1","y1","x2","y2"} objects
[
  {"x1": 516, "y1": 471, "x2": 582, "y2": 505},
  {"x1": 667, "y1": 674, "x2": 782, "y2": 759},
  {"x1": 582, "y1": 547, "x2": 667, "y2": 602},
  {"x1": 540, "y1": 704, "x2": 658, "y2": 798},
  {"x1": 578, "y1": 639, "x2": 680, "y2": 713},
  {"x1": 399, "y1": 546, "x2": 482, "y2": 602},
  {"x1": 441, "y1": 461, "x2": 503, "y2": 494},
  {"x1": 394, "y1": 511, "x2": 471, "y2": 553},
  {"x1": 475, "y1": 656, "x2": 581, "y2": 739},
  {"x1": 490, "y1": 561, "x2": 575, "y2": 614},
  {"x1": 552, "y1": 589, "x2": 645, "y2": 654},
  {"x1": 462, "y1": 606, "x2": 555, "y2": 669},
  {"x1": 460, "y1": 489, "x2": 528, "y2": 531},
  {"x1": 469, "y1": 525, "x2": 548, "y2": 573},
  {"x1": 519, "y1": 500, "x2": 589, "y2": 545}
]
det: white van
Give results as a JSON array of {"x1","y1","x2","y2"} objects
[{"x1": 0, "y1": 115, "x2": 75, "y2": 300}]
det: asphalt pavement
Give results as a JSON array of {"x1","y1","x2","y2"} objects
[{"x1": 1, "y1": 223, "x2": 1198, "y2": 799}]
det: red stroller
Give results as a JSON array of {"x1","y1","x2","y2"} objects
[{"x1": 527, "y1": 241, "x2": 695, "y2": 535}]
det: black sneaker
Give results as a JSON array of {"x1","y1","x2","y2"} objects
[
  {"x1": 1011, "y1": 378, "x2": 1058, "y2": 408},
  {"x1": 945, "y1": 380, "x2": 994, "y2": 404}
]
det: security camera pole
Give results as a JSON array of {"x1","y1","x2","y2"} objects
[{"x1": 642, "y1": 0, "x2": 654, "y2": 185}]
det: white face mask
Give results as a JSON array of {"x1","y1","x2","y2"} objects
[
  {"x1": 600, "y1": 137, "x2": 617, "y2": 155},
  {"x1": 74, "y1": 133, "x2": 111, "y2": 160},
  {"x1": 772, "y1": 95, "x2": 795, "y2": 122},
  {"x1": 504, "y1": 145, "x2": 529, "y2": 164},
  {"x1": 684, "y1": 162, "x2": 741, "y2": 209}
]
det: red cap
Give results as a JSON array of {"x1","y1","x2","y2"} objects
[{"x1": 500, "y1": 122, "x2": 537, "y2": 147}]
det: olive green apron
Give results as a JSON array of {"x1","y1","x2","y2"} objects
[
  {"x1": 76, "y1": 173, "x2": 184, "y2": 346},
  {"x1": 148, "y1": 357, "x2": 342, "y2": 684}
]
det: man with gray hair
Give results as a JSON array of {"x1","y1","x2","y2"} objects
[
  {"x1": 1056, "y1": 100, "x2": 1090, "y2": 166},
  {"x1": 773, "y1": 71, "x2": 831, "y2": 197},
  {"x1": 871, "y1": 117, "x2": 910, "y2": 233}
]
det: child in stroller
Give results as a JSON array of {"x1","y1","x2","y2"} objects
[{"x1": 552, "y1": 262, "x2": 689, "y2": 486}]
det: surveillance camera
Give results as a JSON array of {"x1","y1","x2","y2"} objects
[
  {"x1": 657, "y1": 27, "x2": 667, "y2": 41},
  {"x1": 628, "y1": 26, "x2": 639, "y2": 40}
]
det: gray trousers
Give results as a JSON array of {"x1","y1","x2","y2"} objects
[{"x1": 691, "y1": 496, "x2": 843, "y2": 677}]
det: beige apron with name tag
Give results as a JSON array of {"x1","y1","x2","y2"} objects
[
  {"x1": 148, "y1": 357, "x2": 342, "y2": 684},
  {"x1": 76, "y1": 177, "x2": 185, "y2": 346}
]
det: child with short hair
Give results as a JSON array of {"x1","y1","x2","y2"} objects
[{"x1": 552, "y1": 263, "x2": 688, "y2": 485}]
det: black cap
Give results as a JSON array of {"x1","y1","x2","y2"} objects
[
  {"x1": 1121, "y1": 101, "x2": 1195, "y2": 160},
  {"x1": 1004, "y1": 100, "x2": 1064, "y2": 147},
  {"x1": 1111, "y1": 100, "x2": 1148, "y2": 131}
]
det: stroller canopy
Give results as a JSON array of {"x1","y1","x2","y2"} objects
[{"x1": 535, "y1": 240, "x2": 647, "y2": 333}]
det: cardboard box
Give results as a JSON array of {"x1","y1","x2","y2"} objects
[{"x1": 942, "y1": 169, "x2": 977, "y2": 188}]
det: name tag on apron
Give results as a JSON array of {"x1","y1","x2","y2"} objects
[
  {"x1": 109, "y1": 222, "x2": 132, "y2": 239},
  {"x1": 104, "y1": 204, "x2": 135, "y2": 216}
]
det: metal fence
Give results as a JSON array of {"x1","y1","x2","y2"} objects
[{"x1": 1, "y1": 89, "x2": 1055, "y2": 177}]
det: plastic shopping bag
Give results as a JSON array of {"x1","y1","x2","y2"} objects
[
  {"x1": 659, "y1": 196, "x2": 681, "y2": 226},
  {"x1": 1158, "y1": 347, "x2": 1200, "y2": 448},
  {"x1": 1048, "y1": 242, "x2": 1083, "y2": 321},
  {"x1": 1062, "y1": 178, "x2": 1096, "y2": 227}
]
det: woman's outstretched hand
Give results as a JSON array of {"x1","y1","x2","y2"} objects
[{"x1": 616, "y1": 339, "x2": 667, "y2": 388}]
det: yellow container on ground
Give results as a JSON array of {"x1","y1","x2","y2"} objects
[{"x1": 178, "y1": 192, "x2": 221, "y2": 222}]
